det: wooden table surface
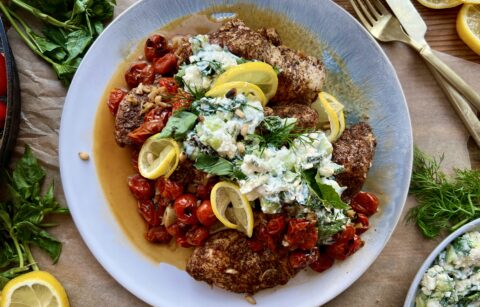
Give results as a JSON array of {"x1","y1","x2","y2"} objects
[{"x1": 335, "y1": 1, "x2": 480, "y2": 64}]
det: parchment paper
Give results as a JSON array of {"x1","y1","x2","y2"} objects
[{"x1": 6, "y1": 1, "x2": 480, "y2": 306}]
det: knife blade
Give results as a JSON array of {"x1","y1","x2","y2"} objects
[{"x1": 385, "y1": 0, "x2": 428, "y2": 45}]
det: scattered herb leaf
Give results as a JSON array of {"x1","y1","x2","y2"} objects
[{"x1": 158, "y1": 111, "x2": 197, "y2": 140}]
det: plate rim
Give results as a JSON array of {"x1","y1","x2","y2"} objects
[{"x1": 59, "y1": 0, "x2": 413, "y2": 306}]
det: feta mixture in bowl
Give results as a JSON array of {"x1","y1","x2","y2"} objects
[{"x1": 416, "y1": 231, "x2": 480, "y2": 307}]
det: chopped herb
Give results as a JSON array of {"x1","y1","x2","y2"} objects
[
  {"x1": 408, "y1": 147, "x2": 480, "y2": 238},
  {"x1": 158, "y1": 111, "x2": 197, "y2": 140},
  {"x1": 0, "y1": 146, "x2": 69, "y2": 289}
]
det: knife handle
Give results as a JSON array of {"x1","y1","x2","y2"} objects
[
  {"x1": 426, "y1": 61, "x2": 480, "y2": 148},
  {"x1": 420, "y1": 45, "x2": 480, "y2": 112}
]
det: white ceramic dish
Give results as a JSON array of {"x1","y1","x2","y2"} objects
[
  {"x1": 59, "y1": 0, "x2": 412, "y2": 306},
  {"x1": 404, "y1": 218, "x2": 480, "y2": 307}
]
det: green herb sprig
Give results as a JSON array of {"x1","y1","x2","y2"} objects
[
  {"x1": 0, "y1": 146, "x2": 68, "y2": 289},
  {"x1": 408, "y1": 148, "x2": 480, "y2": 238},
  {"x1": 0, "y1": 0, "x2": 116, "y2": 85}
]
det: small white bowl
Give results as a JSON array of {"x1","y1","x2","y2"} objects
[{"x1": 404, "y1": 218, "x2": 480, "y2": 307}]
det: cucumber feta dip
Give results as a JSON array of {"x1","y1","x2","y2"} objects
[{"x1": 416, "y1": 231, "x2": 480, "y2": 307}]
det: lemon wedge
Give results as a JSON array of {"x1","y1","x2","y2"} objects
[
  {"x1": 138, "y1": 136, "x2": 180, "y2": 179},
  {"x1": 417, "y1": 0, "x2": 463, "y2": 8},
  {"x1": 311, "y1": 92, "x2": 346, "y2": 142},
  {"x1": 206, "y1": 81, "x2": 268, "y2": 106},
  {"x1": 213, "y1": 62, "x2": 278, "y2": 100},
  {"x1": 0, "y1": 271, "x2": 70, "y2": 307},
  {"x1": 457, "y1": 4, "x2": 480, "y2": 56},
  {"x1": 210, "y1": 181, "x2": 254, "y2": 237}
]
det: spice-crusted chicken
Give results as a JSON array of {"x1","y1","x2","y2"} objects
[
  {"x1": 332, "y1": 123, "x2": 376, "y2": 200},
  {"x1": 173, "y1": 18, "x2": 325, "y2": 105},
  {"x1": 114, "y1": 89, "x2": 145, "y2": 147},
  {"x1": 186, "y1": 230, "x2": 295, "y2": 294}
]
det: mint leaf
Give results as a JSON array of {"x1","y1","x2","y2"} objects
[{"x1": 158, "y1": 111, "x2": 197, "y2": 140}]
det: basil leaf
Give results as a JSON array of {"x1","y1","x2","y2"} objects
[
  {"x1": 303, "y1": 169, "x2": 348, "y2": 210},
  {"x1": 194, "y1": 154, "x2": 246, "y2": 179},
  {"x1": 15, "y1": 221, "x2": 62, "y2": 263},
  {"x1": 11, "y1": 146, "x2": 45, "y2": 199},
  {"x1": 158, "y1": 111, "x2": 198, "y2": 140}
]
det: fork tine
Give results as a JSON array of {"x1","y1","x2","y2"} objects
[
  {"x1": 350, "y1": 0, "x2": 374, "y2": 29},
  {"x1": 364, "y1": 0, "x2": 381, "y2": 18},
  {"x1": 369, "y1": 0, "x2": 390, "y2": 15},
  {"x1": 352, "y1": 0, "x2": 377, "y2": 25}
]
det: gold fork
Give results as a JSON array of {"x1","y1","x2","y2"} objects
[{"x1": 349, "y1": 0, "x2": 480, "y2": 147}]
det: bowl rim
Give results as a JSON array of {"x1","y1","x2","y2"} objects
[{"x1": 403, "y1": 218, "x2": 480, "y2": 307}]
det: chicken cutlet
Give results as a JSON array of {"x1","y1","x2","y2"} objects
[{"x1": 186, "y1": 230, "x2": 295, "y2": 294}]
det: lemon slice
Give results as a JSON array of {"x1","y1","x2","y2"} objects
[
  {"x1": 210, "y1": 181, "x2": 254, "y2": 237},
  {"x1": 457, "y1": 4, "x2": 480, "y2": 56},
  {"x1": 206, "y1": 81, "x2": 268, "y2": 106},
  {"x1": 138, "y1": 136, "x2": 180, "y2": 179},
  {"x1": 417, "y1": 0, "x2": 463, "y2": 8},
  {"x1": 0, "y1": 271, "x2": 70, "y2": 307},
  {"x1": 213, "y1": 62, "x2": 278, "y2": 100},
  {"x1": 312, "y1": 92, "x2": 346, "y2": 142}
]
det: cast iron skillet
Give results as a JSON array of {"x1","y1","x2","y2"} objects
[{"x1": 0, "y1": 17, "x2": 21, "y2": 166}]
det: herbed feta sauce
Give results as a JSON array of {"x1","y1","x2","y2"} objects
[
  {"x1": 188, "y1": 95, "x2": 264, "y2": 159},
  {"x1": 416, "y1": 231, "x2": 480, "y2": 307},
  {"x1": 238, "y1": 132, "x2": 344, "y2": 213},
  {"x1": 176, "y1": 35, "x2": 242, "y2": 93}
]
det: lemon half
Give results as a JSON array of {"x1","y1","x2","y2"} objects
[
  {"x1": 210, "y1": 181, "x2": 254, "y2": 237},
  {"x1": 0, "y1": 271, "x2": 70, "y2": 307},
  {"x1": 206, "y1": 81, "x2": 268, "y2": 106},
  {"x1": 213, "y1": 62, "x2": 278, "y2": 100},
  {"x1": 457, "y1": 4, "x2": 480, "y2": 56},
  {"x1": 138, "y1": 136, "x2": 180, "y2": 179},
  {"x1": 311, "y1": 92, "x2": 346, "y2": 142}
]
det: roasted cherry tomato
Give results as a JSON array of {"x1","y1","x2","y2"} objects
[
  {"x1": 195, "y1": 182, "x2": 215, "y2": 200},
  {"x1": 176, "y1": 236, "x2": 192, "y2": 248},
  {"x1": 137, "y1": 199, "x2": 164, "y2": 227},
  {"x1": 310, "y1": 253, "x2": 335, "y2": 273},
  {"x1": 196, "y1": 200, "x2": 217, "y2": 227},
  {"x1": 153, "y1": 53, "x2": 177, "y2": 75},
  {"x1": 266, "y1": 215, "x2": 287, "y2": 237},
  {"x1": 0, "y1": 102, "x2": 6, "y2": 126},
  {"x1": 350, "y1": 191, "x2": 379, "y2": 216},
  {"x1": 128, "y1": 174, "x2": 154, "y2": 200},
  {"x1": 144, "y1": 34, "x2": 169, "y2": 62},
  {"x1": 171, "y1": 91, "x2": 192, "y2": 111},
  {"x1": 186, "y1": 225, "x2": 209, "y2": 246},
  {"x1": 166, "y1": 222, "x2": 189, "y2": 237},
  {"x1": 145, "y1": 226, "x2": 172, "y2": 243},
  {"x1": 258, "y1": 225, "x2": 278, "y2": 252},
  {"x1": 158, "y1": 77, "x2": 179, "y2": 93},
  {"x1": 107, "y1": 88, "x2": 126, "y2": 116},
  {"x1": 288, "y1": 251, "x2": 309, "y2": 270},
  {"x1": 156, "y1": 178, "x2": 183, "y2": 201},
  {"x1": 127, "y1": 110, "x2": 171, "y2": 145},
  {"x1": 125, "y1": 62, "x2": 154, "y2": 88},
  {"x1": 354, "y1": 213, "x2": 370, "y2": 235},
  {"x1": 327, "y1": 226, "x2": 364, "y2": 260},
  {"x1": 0, "y1": 53, "x2": 6, "y2": 96},
  {"x1": 174, "y1": 194, "x2": 199, "y2": 225},
  {"x1": 284, "y1": 218, "x2": 318, "y2": 250}
]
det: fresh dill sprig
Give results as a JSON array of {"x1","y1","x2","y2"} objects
[
  {"x1": 249, "y1": 116, "x2": 315, "y2": 150},
  {"x1": 407, "y1": 147, "x2": 480, "y2": 238}
]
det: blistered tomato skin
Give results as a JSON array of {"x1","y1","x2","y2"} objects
[
  {"x1": 284, "y1": 218, "x2": 318, "y2": 250},
  {"x1": 125, "y1": 62, "x2": 154, "y2": 88},
  {"x1": 310, "y1": 253, "x2": 335, "y2": 273},
  {"x1": 196, "y1": 200, "x2": 217, "y2": 227},
  {"x1": 350, "y1": 191, "x2": 379, "y2": 216},
  {"x1": 186, "y1": 225, "x2": 209, "y2": 246},
  {"x1": 174, "y1": 194, "x2": 199, "y2": 225},
  {"x1": 128, "y1": 174, "x2": 154, "y2": 200},
  {"x1": 153, "y1": 53, "x2": 177, "y2": 75},
  {"x1": 107, "y1": 88, "x2": 126, "y2": 115},
  {"x1": 144, "y1": 34, "x2": 169, "y2": 62},
  {"x1": 156, "y1": 178, "x2": 183, "y2": 201},
  {"x1": 145, "y1": 226, "x2": 172, "y2": 243}
]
